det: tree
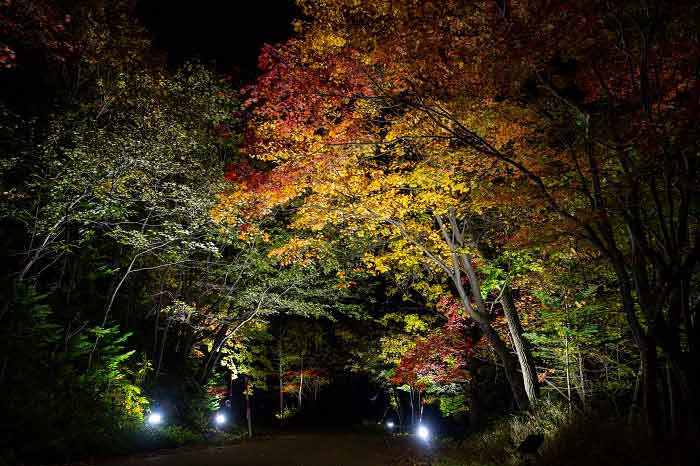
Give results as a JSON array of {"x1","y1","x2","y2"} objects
[
  {"x1": 217, "y1": 37, "x2": 540, "y2": 407},
  {"x1": 523, "y1": 250, "x2": 636, "y2": 413},
  {"x1": 391, "y1": 297, "x2": 473, "y2": 423},
  {"x1": 1, "y1": 4, "x2": 248, "y2": 459},
  {"x1": 228, "y1": 0, "x2": 700, "y2": 433}
]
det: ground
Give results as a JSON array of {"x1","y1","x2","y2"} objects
[{"x1": 90, "y1": 433, "x2": 438, "y2": 466}]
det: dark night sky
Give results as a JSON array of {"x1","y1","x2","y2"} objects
[{"x1": 137, "y1": 0, "x2": 298, "y2": 80}]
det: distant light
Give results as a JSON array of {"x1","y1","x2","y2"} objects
[
  {"x1": 386, "y1": 421, "x2": 395, "y2": 429},
  {"x1": 147, "y1": 412, "x2": 162, "y2": 425},
  {"x1": 215, "y1": 413, "x2": 226, "y2": 425},
  {"x1": 417, "y1": 424, "x2": 430, "y2": 440}
]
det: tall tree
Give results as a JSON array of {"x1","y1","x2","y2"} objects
[{"x1": 225, "y1": 0, "x2": 700, "y2": 432}]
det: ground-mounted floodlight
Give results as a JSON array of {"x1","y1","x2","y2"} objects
[
  {"x1": 386, "y1": 420, "x2": 395, "y2": 429},
  {"x1": 215, "y1": 412, "x2": 226, "y2": 426},
  {"x1": 417, "y1": 424, "x2": 430, "y2": 441},
  {"x1": 147, "y1": 412, "x2": 163, "y2": 426}
]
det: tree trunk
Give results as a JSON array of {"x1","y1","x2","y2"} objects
[
  {"x1": 640, "y1": 335, "x2": 661, "y2": 437},
  {"x1": 577, "y1": 349, "x2": 587, "y2": 410},
  {"x1": 468, "y1": 371, "x2": 483, "y2": 432},
  {"x1": 610, "y1": 258, "x2": 662, "y2": 436},
  {"x1": 500, "y1": 285, "x2": 539, "y2": 406},
  {"x1": 155, "y1": 317, "x2": 171, "y2": 379},
  {"x1": 565, "y1": 333, "x2": 572, "y2": 413},
  {"x1": 278, "y1": 337, "x2": 285, "y2": 425},
  {"x1": 480, "y1": 322, "x2": 529, "y2": 410},
  {"x1": 0, "y1": 355, "x2": 7, "y2": 384},
  {"x1": 245, "y1": 377, "x2": 253, "y2": 438},
  {"x1": 393, "y1": 388, "x2": 403, "y2": 429},
  {"x1": 298, "y1": 353, "x2": 304, "y2": 409},
  {"x1": 628, "y1": 361, "x2": 642, "y2": 424},
  {"x1": 418, "y1": 390, "x2": 423, "y2": 423},
  {"x1": 451, "y1": 266, "x2": 529, "y2": 410},
  {"x1": 664, "y1": 362, "x2": 676, "y2": 435}
]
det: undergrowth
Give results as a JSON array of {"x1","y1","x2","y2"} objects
[{"x1": 434, "y1": 401, "x2": 698, "y2": 466}]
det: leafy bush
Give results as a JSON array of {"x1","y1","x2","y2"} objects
[
  {"x1": 146, "y1": 425, "x2": 202, "y2": 449},
  {"x1": 275, "y1": 407, "x2": 299, "y2": 420},
  {"x1": 434, "y1": 401, "x2": 571, "y2": 466},
  {"x1": 0, "y1": 286, "x2": 150, "y2": 464},
  {"x1": 185, "y1": 380, "x2": 222, "y2": 431}
]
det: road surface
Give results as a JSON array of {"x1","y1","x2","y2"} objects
[{"x1": 93, "y1": 433, "x2": 435, "y2": 466}]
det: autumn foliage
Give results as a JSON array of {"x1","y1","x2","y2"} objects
[
  {"x1": 392, "y1": 297, "x2": 474, "y2": 388},
  {"x1": 215, "y1": 0, "x2": 700, "y2": 435}
]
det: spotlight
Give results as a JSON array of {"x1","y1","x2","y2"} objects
[
  {"x1": 147, "y1": 412, "x2": 162, "y2": 426},
  {"x1": 417, "y1": 424, "x2": 430, "y2": 441},
  {"x1": 215, "y1": 413, "x2": 226, "y2": 425},
  {"x1": 386, "y1": 421, "x2": 395, "y2": 429}
]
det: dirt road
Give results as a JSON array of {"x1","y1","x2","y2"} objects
[{"x1": 94, "y1": 433, "x2": 435, "y2": 466}]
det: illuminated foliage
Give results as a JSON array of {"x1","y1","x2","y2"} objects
[{"x1": 215, "y1": 0, "x2": 700, "y2": 433}]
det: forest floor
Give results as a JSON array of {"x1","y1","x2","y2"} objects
[{"x1": 81, "y1": 432, "x2": 444, "y2": 466}]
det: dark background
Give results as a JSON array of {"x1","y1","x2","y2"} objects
[{"x1": 137, "y1": 0, "x2": 299, "y2": 80}]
